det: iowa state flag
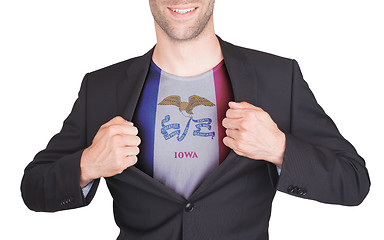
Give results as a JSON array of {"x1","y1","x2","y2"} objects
[{"x1": 132, "y1": 60, "x2": 233, "y2": 199}]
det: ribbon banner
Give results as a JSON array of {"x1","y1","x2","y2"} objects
[{"x1": 161, "y1": 115, "x2": 215, "y2": 142}]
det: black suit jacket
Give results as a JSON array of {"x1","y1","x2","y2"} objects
[{"x1": 21, "y1": 37, "x2": 370, "y2": 240}]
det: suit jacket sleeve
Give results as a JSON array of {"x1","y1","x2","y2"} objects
[
  {"x1": 276, "y1": 60, "x2": 370, "y2": 206},
  {"x1": 21, "y1": 74, "x2": 100, "y2": 212}
]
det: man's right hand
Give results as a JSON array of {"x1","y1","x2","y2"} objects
[{"x1": 79, "y1": 116, "x2": 140, "y2": 188}]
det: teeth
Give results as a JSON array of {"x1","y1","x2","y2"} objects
[{"x1": 172, "y1": 8, "x2": 196, "y2": 14}]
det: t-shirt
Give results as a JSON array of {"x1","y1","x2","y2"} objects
[{"x1": 132, "y1": 60, "x2": 234, "y2": 199}]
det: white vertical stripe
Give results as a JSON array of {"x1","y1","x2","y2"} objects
[{"x1": 153, "y1": 69, "x2": 219, "y2": 199}]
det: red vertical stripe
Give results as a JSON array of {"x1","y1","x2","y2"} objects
[{"x1": 213, "y1": 60, "x2": 234, "y2": 164}]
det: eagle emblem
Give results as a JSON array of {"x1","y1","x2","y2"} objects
[{"x1": 158, "y1": 95, "x2": 215, "y2": 116}]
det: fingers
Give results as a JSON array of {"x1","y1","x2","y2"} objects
[
  {"x1": 123, "y1": 155, "x2": 138, "y2": 168},
  {"x1": 223, "y1": 136, "x2": 235, "y2": 149},
  {"x1": 225, "y1": 128, "x2": 245, "y2": 140},
  {"x1": 116, "y1": 146, "x2": 140, "y2": 157},
  {"x1": 226, "y1": 105, "x2": 264, "y2": 120},
  {"x1": 224, "y1": 129, "x2": 251, "y2": 151},
  {"x1": 222, "y1": 118, "x2": 241, "y2": 130},
  {"x1": 226, "y1": 108, "x2": 258, "y2": 119},
  {"x1": 225, "y1": 106, "x2": 271, "y2": 127},
  {"x1": 114, "y1": 155, "x2": 138, "y2": 175},
  {"x1": 223, "y1": 136, "x2": 245, "y2": 156},
  {"x1": 103, "y1": 116, "x2": 134, "y2": 128},
  {"x1": 100, "y1": 116, "x2": 138, "y2": 136},
  {"x1": 111, "y1": 134, "x2": 141, "y2": 147},
  {"x1": 103, "y1": 124, "x2": 138, "y2": 137},
  {"x1": 225, "y1": 109, "x2": 243, "y2": 119},
  {"x1": 228, "y1": 101, "x2": 262, "y2": 110},
  {"x1": 223, "y1": 117, "x2": 255, "y2": 131},
  {"x1": 110, "y1": 143, "x2": 140, "y2": 174}
]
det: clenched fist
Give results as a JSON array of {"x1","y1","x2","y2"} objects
[
  {"x1": 222, "y1": 102, "x2": 285, "y2": 168},
  {"x1": 80, "y1": 116, "x2": 141, "y2": 187}
]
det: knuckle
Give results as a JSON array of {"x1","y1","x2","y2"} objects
[
  {"x1": 113, "y1": 116, "x2": 124, "y2": 122},
  {"x1": 116, "y1": 158, "x2": 125, "y2": 169},
  {"x1": 258, "y1": 111, "x2": 266, "y2": 117},
  {"x1": 264, "y1": 111, "x2": 271, "y2": 119},
  {"x1": 245, "y1": 111, "x2": 256, "y2": 119},
  {"x1": 237, "y1": 143, "x2": 245, "y2": 152},
  {"x1": 238, "y1": 131, "x2": 247, "y2": 140},
  {"x1": 107, "y1": 125, "x2": 119, "y2": 135},
  {"x1": 127, "y1": 146, "x2": 140, "y2": 156},
  {"x1": 112, "y1": 148, "x2": 121, "y2": 158},
  {"x1": 258, "y1": 111, "x2": 269, "y2": 121},
  {"x1": 127, "y1": 155, "x2": 138, "y2": 165},
  {"x1": 111, "y1": 134, "x2": 122, "y2": 145},
  {"x1": 235, "y1": 150, "x2": 245, "y2": 157},
  {"x1": 239, "y1": 120, "x2": 248, "y2": 130},
  {"x1": 233, "y1": 141, "x2": 241, "y2": 150},
  {"x1": 116, "y1": 162, "x2": 125, "y2": 174},
  {"x1": 126, "y1": 136, "x2": 139, "y2": 146},
  {"x1": 257, "y1": 106, "x2": 265, "y2": 112}
]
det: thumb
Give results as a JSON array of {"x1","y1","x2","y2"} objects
[{"x1": 228, "y1": 101, "x2": 259, "y2": 110}]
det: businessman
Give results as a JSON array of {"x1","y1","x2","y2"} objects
[{"x1": 21, "y1": 0, "x2": 370, "y2": 239}]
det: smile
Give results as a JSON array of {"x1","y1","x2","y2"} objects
[{"x1": 170, "y1": 7, "x2": 196, "y2": 14}]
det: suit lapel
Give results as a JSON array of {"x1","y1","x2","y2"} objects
[
  {"x1": 116, "y1": 46, "x2": 155, "y2": 121},
  {"x1": 218, "y1": 36, "x2": 260, "y2": 105},
  {"x1": 189, "y1": 38, "x2": 263, "y2": 199},
  {"x1": 114, "y1": 47, "x2": 187, "y2": 202}
]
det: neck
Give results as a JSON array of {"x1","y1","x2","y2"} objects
[{"x1": 152, "y1": 19, "x2": 223, "y2": 77}]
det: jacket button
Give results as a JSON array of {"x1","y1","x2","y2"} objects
[
  {"x1": 287, "y1": 185, "x2": 295, "y2": 193},
  {"x1": 298, "y1": 188, "x2": 307, "y2": 196},
  {"x1": 185, "y1": 202, "x2": 194, "y2": 212}
]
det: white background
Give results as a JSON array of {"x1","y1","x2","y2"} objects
[{"x1": 1, "y1": 0, "x2": 383, "y2": 239}]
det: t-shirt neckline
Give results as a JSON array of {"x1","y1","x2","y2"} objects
[{"x1": 150, "y1": 59, "x2": 225, "y2": 82}]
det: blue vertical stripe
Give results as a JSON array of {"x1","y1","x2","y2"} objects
[{"x1": 132, "y1": 62, "x2": 161, "y2": 177}]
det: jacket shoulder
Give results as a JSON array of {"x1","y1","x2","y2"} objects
[
  {"x1": 85, "y1": 46, "x2": 153, "y2": 85},
  {"x1": 221, "y1": 40, "x2": 293, "y2": 67},
  {"x1": 85, "y1": 55, "x2": 142, "y2": 83}
]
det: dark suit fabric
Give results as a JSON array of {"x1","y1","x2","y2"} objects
[{"x1": 21, "y1": 37, "x2": 370, "y2": 240}]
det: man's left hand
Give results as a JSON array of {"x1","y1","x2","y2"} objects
[{"x1": 222, "y1": 101, "x2": 286, "y2": 168}]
